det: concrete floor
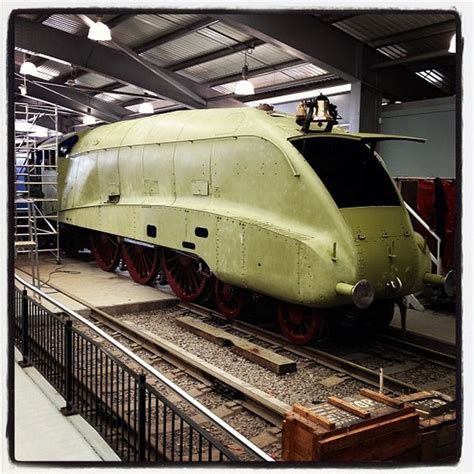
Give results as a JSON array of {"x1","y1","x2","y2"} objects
[
  {"x1": 14, "y1": 351, "x2": 119, "y2": 462},
  {"x1": 391, "y1": 305, "x2": 456, "y2": 344},
  {"x1": 15, "y1": 254, "x2": 177, "y2": 315}
]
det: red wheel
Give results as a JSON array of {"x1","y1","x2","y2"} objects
[
  {"x1": 90, "y1": 232, "x2": 121, "y2": 272},
  {"x1": 122, "y1": 241, "x2": 160, "y2": 285},
  {"x1": 215, "y1": 279, "x2": 245, "y2": 319},
  {"x1": 162, "y1": 249, "x2": 209, "y2": 302},
  {"x1": 277, "y1": 303, "x2": 325, "y2": 345}
]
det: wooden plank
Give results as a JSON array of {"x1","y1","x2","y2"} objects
[
  {"x1": 292, "y1": 404, "x2": 336, "y2": 430},
  {"x1": 319, "y1": 412, "x2": 418, "y2": 454},
  {"x1": 327, "y1": 396, "x2": 371, "y2": 419},
  {"x1": 396, "y1": 391, "x2": 435, "y2": 402},
  {"x1": 359, "y1": 388, "x2": 404, "y2": 408},
  {"x1": 396, "y1": 391, "x2": 434, "y2": 403},
  {"x1": 419, "y1": 430, "x2": 437, "y2": 462},
  {"x1": 323, "y1": 427, "x2": 418, "y2": 462},
  {"x1": 176, "y1": 316, "x2": 296, "y2": 374},
  {"x1": 435, "y1": 442, "x2": 458, "y2": 461},
  {"x1": 436, "y1": 423, "x2": 457, "y2": 446}
]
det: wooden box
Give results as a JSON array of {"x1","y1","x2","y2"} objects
[
  {"x1": 282, "y1": 389, "x2": 419, "y2": 462},
  {"x1": 395, "y1": 391, "x2": 457, "y2": 462}
]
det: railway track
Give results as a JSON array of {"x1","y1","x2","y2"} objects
[
  {"x1": 15, "y1": 266, "x2": 457, "y2": 460},
  {"x1": 177, "y1": 301, "x2": 457, "y2": 395},
  {"x1": 380, "y1": 328, "x2": 456, "y2": 369},
  {"x1": 15, "y1": 272, "x2": 289, "y2": 460}
]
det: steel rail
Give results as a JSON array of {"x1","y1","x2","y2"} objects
[
  {"x1": 378, "y1": 331, "x2": 456, "y2": 369},
  {"x1": 179, "y1": 302, "x2": 421, "y2": 395},
  {"x1": 386, "y1": 326, "x2": 456, "y2": 355},
  {"x1": 15, "y1": 269, "x2": 288, "y2": 426},
  {"x1": 14, "y1": 274, "x2": 274, "y2": 462},
  {"x1": 86, "y1": 309, "x2": 288, "y2": 427}
]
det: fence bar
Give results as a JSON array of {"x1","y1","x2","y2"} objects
[
  {"x1": 137, "y1": 373, "x2": 147, "y2": 462},
  {"x1": 61, "y1": 319, "x2": 77, "y2": 416},
  {"x1": 18, "y1": 290, "x2": 31, "y2": 368},
  {"x1": 14, "y1": 275, "x2": 272, "y2": 462}
]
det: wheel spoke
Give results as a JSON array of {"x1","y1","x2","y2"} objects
[
  {"x1": 122, "y1": 242, "x2": 160, "y2": 285},
  {"x1": 277, "y1": 303, "x2": 324, "y2": 345},
  {"x1": 91, "y1": 232, "x2": 121, "y2": 272},
  {"x1": 163, "y1": 250, "x2": 208, "y2": 302},
  {"x1": 214, "y1": 279, "x2": 245, "y2": 319}
]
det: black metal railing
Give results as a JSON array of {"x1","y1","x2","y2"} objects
[{"x1": 14, "y1": 278, "x2": 270, "y2": 463}]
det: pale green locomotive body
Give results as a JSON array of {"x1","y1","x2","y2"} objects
[{"x1": 58, "y1": 107, "x2": 431, "y2": 309}]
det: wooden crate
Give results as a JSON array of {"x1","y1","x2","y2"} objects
[
  {"x1": 395, "y1": 391, "x2": 458, "y2": 462},
  {"x1": 282, "y1": 389, "x2": 419, "y2": 462}
]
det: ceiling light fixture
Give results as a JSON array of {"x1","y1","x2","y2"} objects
[
  {"x1": 234, "y1": 48, "x2": 255, "y2": 96},
  {"x1": 88, "y1": 16, "x2": 111, "y2": 42},
  {"x1": 449, "y1": 33, "x2": 456, "y2": 53},
  {"x1": 20, "y1": 54, "x2": 37, "y2": 76}
]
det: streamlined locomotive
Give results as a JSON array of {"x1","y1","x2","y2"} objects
[{"x1": 56, "y1": 102, "x2": 451, "y2": 344}]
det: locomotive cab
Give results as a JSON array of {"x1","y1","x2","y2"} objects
[{"x1": 290, "y1": 133, "x2": 433, "y2": 311}]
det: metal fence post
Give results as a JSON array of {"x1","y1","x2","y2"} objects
[
  {"x1": 18, "y1": 289, "x2": 32, "y2": 368},
  {"x1": 60, "y1": 319, "x2": 77, "y2": 416},
  {"x1": 137, "y1": 373, "x2": 147, "y2": 462}
]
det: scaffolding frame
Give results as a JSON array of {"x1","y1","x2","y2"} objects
[{"x1": 14, "y1": 102, "x2": 62, "y2": 285}]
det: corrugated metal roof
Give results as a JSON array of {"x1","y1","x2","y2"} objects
[
  {"x1": 416, "y1": 68, "x2": 452, "y2": 93},
  {"x1": 280, "y1": 63, "x2": 327, "y2": 80},
  {"x1": 211, "y1": 62, "x2": 329, "y2": 95},
  {"x1": 141, "y1": 27, "x2": 240, "y2": 67},
  {"x1": 36, "y1": 62, "x2": 70, "y2": 78},
  {"x1": 159, "y1": 14, "x2": 203, "y2": 27},
  {"x1": 398, "y1": 31, "x2": 453, "y2": 56},
  {"x1": 207, "y1": 22, "x2": 254, "y2": 43},
  {"x1": 114, "y1": 84, "x2": 144, "y2": 95},
  {"x1": 179, "y1": 43, "x2": 297, "y2": 83},
  {"x1": 109, "y1": 14, "x2": 201, "y2": 47},
  {"x1": 75, "y1": 73, "x2": 115, "y2": 89},
  {"x1": 377, "y1": 44, "x2": 409, "y2": 60},
  {"x1": 94, "y1": 93, "x2": 124, "y2": 103},
  {"x1": 42, "y1": 14, "x2": 86, "y2": 35},
  {"x1": 334, "y1": 14, "x2": 453, "y2": 43}
]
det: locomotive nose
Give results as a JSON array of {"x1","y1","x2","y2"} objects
[{"x1": 335, "y1": 279, "x2": 375, "y2": 309}]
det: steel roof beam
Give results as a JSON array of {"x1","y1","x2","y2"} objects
[
  {"x1": 207, "y1": 73, "x2": 340, "y2": 104},
  {"x1": 95, "y1": 36, "x2": 266, "y2": 97},
  {"x1": 50, "y1": 16, "x2": 217, "y2": 86},
  {"x1": 169, "y1": 39, "x2": 265, "y2": 71},
  {"x1": 205, "y1": 59, "x2": 304, "y2": 88},
  {"x1": 105, "y1": 14, "x2": 134, "y2": 29},
  {"x1": 14, "y1": 76, "x2": 128, "y2": 123},
  {"x1": 371, "y1": 50, "x2": 454, "y2": 69},
  {"x1": 214, "y1": 13, "x2": 445, "y2": 100},
  {"x1": 370, "y1": 19, "x2": 456, "y2": 48},
  {"x1": 15, "y1": 17, "x2": 211, "y2": 109},
  {"x1": 134, "y1": 17, "x2": 218, "y2": 54},
  {"x1": 30, "y1": 14, "x2": 128, "y2": 70}
]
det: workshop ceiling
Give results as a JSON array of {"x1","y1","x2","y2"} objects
[{"x1": 13, "y1": 10, "x2": 457, "y2": 127}]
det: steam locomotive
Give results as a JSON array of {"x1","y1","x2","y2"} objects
[{"x1": 53, "y1": 99, "x2": 452, "y2": 344}]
